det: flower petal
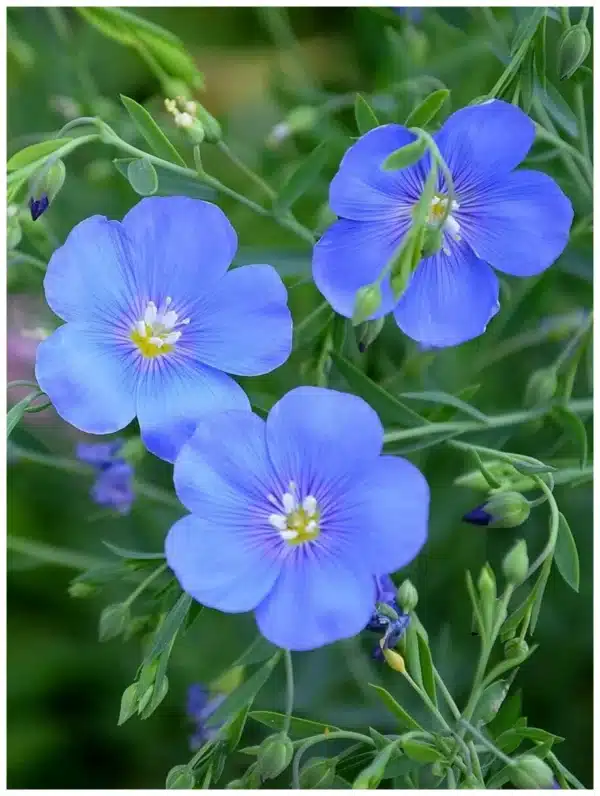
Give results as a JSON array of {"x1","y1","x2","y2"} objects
[
  {"x1": 43, "y1": 216, "x2": 137, "y2": 324},
  {"x1": 136, "y1": 357, "x2": 250, "y2": 463},
  {"x1": 329, "y1": 124, "x2": 428, "y2": 220},
  {"x1": 312, "y1": 218, "x2": 408, "y2": 319},
  {"x1": 189, "y1": 265, "x2": 292, "y2": 376},
  {"x1": 166, "y1": 514, "x2": 282, "y2": 613},
  {"x1": 35, "y1": 323, "x2": 136, "y2": 433},
  {"x1": 459, "y1": 170, "x2": 574, "y2": 277},
  {"x1": 393, "y1": 240, "x2": 500, "y2": 347},
  {"x1": 266, "y1": 386, "x2": 384, "y2": 499},
  {"x1": 255, "y1": 548, "x2": 376, "y2": 650},
  {"x1": 333, "y1": 456, "x2": 429, "y2": 575},
  {"x1": 435, "y1": 100, "x2": 535, "y2": 189},
  {"x1": 121, "y1": 196, "x2": 238, "y2": 302},
  {"x1": 174, "y1": 410, "x2": 277, "y2": 518}
]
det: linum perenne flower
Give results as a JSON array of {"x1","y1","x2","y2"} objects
[
  {"x1": 35, "y1": 197, "x2": 292, "y2": 462},
  {"x1": 76, "y1": 440, "x2": 134, "y2": 515},
  {"x1": 313, "y1": 100, "x2": 573, "y2": 348},
  {"x1": 166, "y1": 387, "x2": 429, "y2": 651}
]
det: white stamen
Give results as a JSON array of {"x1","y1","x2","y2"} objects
[
  {"x1": 162, "y1": 331, "x2": 181, "y2": 345},
  {"x1": 161, "y1": 310, "x2": 178, "y2": 330},
  {"x1": 149, "y1": 336, "x2": 164, "y2": 348},
  {"x1": 144, "y1": 302, "x2": 157, "y2": 326},
  {"x1": 165, "y1": 296, "x2": 172, "y2": 306},
  {"x1": 135, "y1": 321, "x2": 147, "y2": 337},
  {"x1": 282, "y1": 492, "x2": 297, "y2": 514},
  {"x1": 269, "y1": 514, "x2": 288, "y2": 531},
  {"x1": 280, "y1": 530, "x2": 299, "y2": 540},
  {"x1": 306, "y1": 520, "x2": 318, "y2": 533},
  {"x1": 180, "y1": 317, "x2": 191, "y2": 325},
  {"x1": 302, "y1": 496, "x2": 317, "y2": 516}
]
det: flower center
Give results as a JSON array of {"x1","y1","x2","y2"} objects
[
  {"x1": 267, "y1": 482, "x2": 320, "y2": 545},
  {"x1": 131, "y1": 298, "x2": 190, "y2": 358},
  {"x1": 427, "y1": 194, "x2": 461, "y2": 252}
]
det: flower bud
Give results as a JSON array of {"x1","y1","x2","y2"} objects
[
  {"x1": 256, "y1": 733, "x2": 294, "y2": 780},
  {"x1": 510, "y1": 754, "x2": 555, "y2": 789},
  {"x1": 98, "y1": 602, "x2": 130, "y2": 641},
  {"x1": 454, "y1": 461, "x2": 520, "y2": 492},
  {"x1": 503, "y1": 539, "x2": 529, "y2": 585},
  {"x1": 357, "y1": 317, "x2": 385, "y2": 353},
  {"x1": 396, "y1": 579, "x2": 418, "y2": 613},
  {"x1": 477, "y1": 563, "x2": 496, "y2": 604},
  {"x1": 382, "y1": 646, "x2": 406, "y2": 673},
  {"x1": 299, "y1": 757, "x2": 336, "y2": 789},
  {"x1": 352, "y1": 284, "x2": 382, "y2": 325},
  {"x1": 68, "y1": 581, "x2": 97, "y2": 598},
  {"x1": 504, "y1": 638, "x2": 529, "y2": 659},
  {"x1": 29, "y1": 159, "x2": 66, "y2": 220},
  {"x1": 558, "y1": 24, "x2": 591, "y2": 81},
  {"x1": 29, "y1": 194, "x2": 49, "y2": 221},
  {"x1": 166, "y1": 765, "x2": 196, "y2": 790},
  {"x1": 463, "y1": 491, "x2": 530, "y2": 529},
  {"x1": 524, "y1": 367, "x2": 558, "y2": 408}
]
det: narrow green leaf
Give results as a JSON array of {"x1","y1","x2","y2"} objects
[
  {"x1": 7, "y1": 138, "x2": 72, "y2": 171},
  {"x1": 99, "y1": 603, "x2": 130, "y2": 641},
  {"x1": 512, "y1": 460, "x2": 557, "y2": 475},
  {"x1": 7, "y1": 391, "x2": 43, "y2": 438},
  {"x1": 515, "y1": 727, "x2": 564, "y2": 744},
  {"x1": 400, "y1": 390, "x2": 490, "y2": 423},
  {"x1": 113, "y1": 158, "x2": 215, "y2": 200},
  {"x1": 405, "y1": 89, "x2": 450, "y2": 128},
  {"x1": 382, "y1": 137, "x2": 427, "y2": 172},
  {"x1": 368, "y1": 727, "x2": 389, "y2": 750},
  {"x1": 368, "y1": 684, "x2": 424, "y2": 732},
  {"x1": 331, "y1": 353, "x2": 425, "y2": 428},
  {"x1": 120, "y1": 96, "x2": 186, "y2": 166},
  {"x1": 144, "y1": 592, "x2": 192, "y2": 663},
  {"x1": 535, "y1": 79, "x2": 578, "y2": 138},
  {"x1": 552, "y1": 406, "x2": 588, "y2": 468},
  {"x1": 206, "y1": 652, "x2": 281, "y2": 728},
  {"x1": 402, "y1": 738, "x2": 445, "y2": 764},
  {"x1": 275, "y1": 143, "x2": 329, "y2": 212},
  {"x1": 127, "y1": 158, "x2": 159, "y2": 196},
  {"x1": 166, "y1": 765, "x2": 195, "y2": 790},
  {"x1": 102, "y1": 541, "x2": 165, "y2": 560},
  {"x1": 488, "y1": 690, "x2": 522, "y2": 738},
  {"x1": 227, "y1": 703, "x2": 253, "y2": 752},
  {"x1": 472, "y1": 680, "x2": 509, "y2": 725},
  {"x1": 554, "y1": 512, "x2": 580, "y2": 592},
  {"x1": 250, "y1": 710, "x2": 340, "y2": 739},
  {"x1": 293, "y1": 301, "x2": 333, "y2": 351},
  {"x1": 510, "y1": 7, "x2": 545, "y2": 55},
  {"x1": 232, "y1": 634, "x2": 279, "y2": 668},
  {"x1": 416, "y1": 631, "x2": 437, "y2": 707},
  {"x1": 520, "y1": 48, "x2": 536, "y2": 113},
  {"x1": 354, "y1": 93, "x2": 380, "y2": 135},
  {"x1": 118, "y1": 683, "x2": 139, "y2": 726}
]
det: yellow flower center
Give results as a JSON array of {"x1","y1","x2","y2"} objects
[
  {"x1": 268, "y1": 483, "x2": 321, "y2": 546},
  {"x1": 131, "y1": 298, "x2": 189, "y2": 359}
]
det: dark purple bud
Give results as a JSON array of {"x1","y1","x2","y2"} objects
[
  {"x1": 29, "y1": 194, "x2": 49, "y2": 221},
  {"x1": 463, "y1": 505, "x2": 492, "y2": 526}
]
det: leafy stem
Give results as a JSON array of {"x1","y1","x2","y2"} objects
[
  {"x1": 282, "y1": 650, "x2": 295, "y2": 735},
  {"x1": 292, "y1": 731, "x2": 375, "y2": 788}
]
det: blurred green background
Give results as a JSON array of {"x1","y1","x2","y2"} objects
[{"x1": 7, "y1": 6, "x2": 592, "y2": 789}]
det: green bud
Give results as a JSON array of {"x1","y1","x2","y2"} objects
[
  {"x1": 477, "y1": 563, "x2": 497, "y2": 603},
  {"x1": 357, "y1": 317, "x2": 386, "y2": 353},
  {"x1": 196, "y1": 104, "x2": 222, "y2": 143},
  {"x1": 481, "y1": 491, "x2": 531, "y2": 529},
  {"x1": 352, "y1": 284, "x2": 382, "y2": 325},
  {"x1": 502, "y1": 539, "x2": 529, "y2": 585},
  {"x1": 558, "y1": 24, "x2": 591, "y2": 81},
  {"x1": 118, "y1": 683, "x2": 139, "y2": 726},
  {"x1": 460, "y1": 774, "x2": 482, "y2": 789},
  {"x1": 504, "y1": 638, "x2": 529, "y2": 659},
  {"x1": 43, "y1": 159, "x2": 67, "y2": 202},
  {"x1": 454, "y1": 461, "x2": 519, "y2": 492},
  {"x1": 68, "y1": 581, "x2": 97, "y2": 598},
  {"x1": 396, "y1": 579, "x2": 418, "y2": 612},
  {"x1": 256, "y1": 733, "x2": 294, "y2": 780},
  {"x1": 524, "y1": 367, "x2": 558, "y2": 407},
  {"x1": 166, "y1": 765, "x2": 196, "y2": 790},
  {"x1": 299, "y1": 757, "x2": 336, "y2": 789},
  {"x1": 225, "y1": 779, "x2": 246, "y2": 789},
  {"x1": 137, "y1": 684, "x2": 154, "y2": 714},
  {"x1": 510, "y1": 754, "x2": 554, "y2": 789},
  {"x1": 98, "y1": 602, "x2": 130, "y2": 641}
]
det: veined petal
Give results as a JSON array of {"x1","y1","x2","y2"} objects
[
  {"x1": 459, "y1": 170, "x2": 574, "y2": 277},
  {"x1": 136, "y1": 356, "x2": 250, "y2": 463},
  {"x1": 35, "y1": 323, "x2": 137, "y2": 433},
  {"x1": 330, "y1": 124, "x2": 428, "y2": 220},
  {"x1": 265, "y1": 386, "x2": 384, "y2": 502},
  {"x1": 393, "y1": 240, "x2": 500, "y2": 348},
  {"x1": 312, "y1": 218, "x2": 409, "y2": 319},
  {"x1": 255, "y1": 547, "x2": 376, "y2": 650},
  {"x1": 166, "y1": 514, "x2": 282, "y2": 613},
  {"x1": 190, "y1": 265, "x2": 292, "y2": 376},
  {"x1": 435, "y1": 100, "x2": 535, "y2": 191}
]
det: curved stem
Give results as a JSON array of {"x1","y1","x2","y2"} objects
[
  {"x1": 282, "y1": 650, "x2": 294, "y2": 735},
  {"x1": 123, "y1": 562, "x2": 167, "y2": 608},
  {"x1": 292, "y1": 731, "x2": 375, "y2": 788},
  {"x1": 216, "y1": 140, "x2": 276, "y2": 200},
  {"x1": 525, "y1": 478, "x2": 560, "y2": 579},
  {"x1": 7, "y1": 534, "x2": 109, "y2": 570},
  {"x1": 573, "y1": 82, "x2": 591, "y2": 163}
]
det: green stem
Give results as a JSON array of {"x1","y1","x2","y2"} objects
[
  {"x1": 573, "y1": 82, "x2": 591, "y2": 163},
  {"x1": 468, "y1": 740, "x2": 484, "y2": 784},
  {"x1": 282, "y1": 650, "x2": 294, "y2": 735},
  {"x1": 123, "y1": 562, "x2": 167, "y2": 608},
  {"x1": 292, "y1": 731, "x2": 375, "y2": 788},
  {"x1": 460, "y1": 720, "x2": 514, "y2": 767},
  {"x1": 580, "y1": 7, "x2": 590, "y2": 26},
  {"x1": 533, "y1": 101, "x2": 593, "y2": 194},
  {"x1": 7, "y1": 250, "x2": 48, "y2": 273},
  {"x1": 432, "y1": 667, "x2": 461, "y2": 721},
  {"x1": 525, "y1": 478, "x2": 560, "y2": 579},
  {"x1": 216, "y1": 140, "x2": 276, "y2": 200},
  {"x1": 560, "y1": 7, "x2": 571, "y2": 29},
  {"x1": 7, "y1": 535, "x2": 109, "y2": 571},
  {"x1": 547, "y1": 751, "x2": 586, "y2": 790}
]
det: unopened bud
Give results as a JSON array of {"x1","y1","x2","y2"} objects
[
  {"x1": 525, "y1": 367, "x2": 558, "y2": 407},
  {"x1": 504, "y1": 638, "x2": 529, "y2": 659},
  {"x1": 299, "y1": 757, "x2": 336, "y2": 789},
  {"x1": 166, "y1": 765, "x2": 195, "y2": 790},
  {"x1": 558, "y1": 24, "x2": 591, "y2": 81},
  {"x1": 382, "y1": 645, "x2": 406, "y2": 673},
  {"x1": 29, "y1": 194, "x2": 49, "y2": 221},
  {"x1": 357, "y1": 317, "x2": 385, "y2": 352},
  {"x1": 195, "y1": 104, "x2": 221, "y2": 143},
  {"x1": 256, "y1": 733, "x2": 293, "y2": 780},
  {"x1": 464, "y1": 491, "x2": 530, "y2": 529},
  {"x1": 477, "y1": 564, "x2": 497, "y2": 603},
  {"x1": 29, "y1": 159, "x2": 66, "y2": 221},
  {"x1": 510, "y1": 754, "x2": 554, "y2": 789},
  {"x1": 455, "y1": 461, "x2": 519, "y2": 492},
  {"x1": 396, "y1": 579, "x2": 418, "y2": 613},
  {"x1": 352, "y1": 283, "x2": 382, "y2": 325},
  {"x1": 503, "y1": 539, "x2": 529, "y2": 585}
]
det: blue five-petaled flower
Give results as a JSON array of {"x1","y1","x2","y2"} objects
[
  {"x1": 313, "y1": 100, "x2": 573, "y2": 348},
  {"x1": 165, "y1": 386, "x2": 429, "y2": 651},
  {"x1": 35, "y1": 197, "x2": 293, "y2": 462}
]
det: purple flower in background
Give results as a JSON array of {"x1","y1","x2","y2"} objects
[
  {"x1": 394, "y1": 7, "x2": 423, "y2": 24},
  {"x1": 313, "y1": 100, "x2": 573, "y2": 348},
  {"x1": 166, "y1": 386, "x2": 429, "y2": 651},
  {"x1": 36, "y1": 197, "x2": 293, "y2": 463},
  {"x1": 76, "y1": 440, "x2": 134, "y2": 515},
  {"x1": 187, "y1": 684, "x2": 225, "y2": 750}
]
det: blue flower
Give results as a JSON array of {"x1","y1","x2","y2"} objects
[
  {"x1": 186, "y1": 684, "x2": 225, "y2": 750},
  {"x1": 36, "y1": 197, "x2": 293, "y2": 462},
  {"x1": 366, "y1": 574, "x2": 410, "y2": 659},
  {"x1": 166, "y1": 386, "x2": 429, "y2": 651},
  {"x1": 313, "y1": 100, "x2": 573, "y2": 348},
  {"x1": 29, "y1": 194, "x2": 49, "y2": 221},
  {"x1": 76, "y1": 440, "x2": 134, "y2": 514}
]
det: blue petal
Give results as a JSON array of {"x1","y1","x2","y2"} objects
[
  {"x1": 312, "y1": 218, "x2": 409, "y2": 319},
  {"x1": 435, "y1": 100, "x2": 535, "y2": 189},
  {"x1": 35, "y1": 323, "x2": 136, "y2": 433},
  {"x1": 121, "y1": 197, "x2": 237, "y2": 302},
  {"x1": 255, "y1": 548, "x2": 376, "y2": 650},
  {"x1": 166, "y1": 514, "x2": 282, "y2": 613},
  {"x1": 459, "y1": 170, "x2": 573, "y2": 277},
  {"x1": 190, "y1": 265, "x2": 292, "y2": 376},
  {"x1": 329, "y1": 124, "x2": 428, "y2": 220},
  {"x1": 333, "y1": 456, "x2": 429, "y2": 575},
  {"x1": 43, "y1": 216, "x2": 137, "y2": 324},
  {"x1": 174, "y1": 410, "x2": 277, "y2": 517},
  {"x1": 136, "y1": 358, "x2": 250, "y2": 463},
  {"x1": 393, "y1": 240, "x2": 500, "y2": 347},
  {"x1": 265, "y1": 386, "x2": 384, "y2": 500}
]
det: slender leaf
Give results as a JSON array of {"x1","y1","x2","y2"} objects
[
  {"x1": 368, "y1": 684, "x2": 424, "y2": 732},
  {"x1": 250, "y1": 710, "x2": 340, "y2": 738},
  {"x1": 488, "y1": 690, "x2": 523, "y2": 738},
  {"x1": 7, "y1": 138, "x2": 73, "y2": 171},
  {"x1": 405, "y1": 89, "x2": 450, "y2": 128},
  {"x1": 120, "y1": 95, "x2": 186, "y2": 166},
  {"x1": 227, "y1": 703, "x2": 252, "y2": 752},
  {"x1": 232, "y1": 634, "x2": 279, "y2": 668},
  {"x1": 102, "y1": 541, "x2": 165, "y2": 560},
  {"x1": 113, "y1": 158, "x2": 215, "y2": 200},
  {"x1": 535, "y1": 79, "x2": 578, "y2": 138},
  {"x1": 472, "y1": 680, "x2": 509, "y2": 725},
  {"x1": 206, "y1": 652, "x2": 281, "y2": 728},
  {"x1": 402, "y1": 739, "x2": 445, "y2": 764},
  {"x1": 7, "y1": 391, "x2": 44, "y2": 438},
  {"x1": 275, "y1": 143, "x2": 329, "y2": 212},
  {"x1": 293, "y1": 302, "x2": 333, "y2": 351},
  {"x1": 510, "y1": 7, "x2": 545, "y2": 55},
  {"x1": 382, "y1": 137, "x2": 427, "y2": 171},
  {"x1": 415, "y1": 631, "x2": 437, "y2": 707},
  {"x1": 144, "y1": 592, "x2": 192, "y2": 663},
  {"x1": 354, "y1": 93, "x2": 380, "y2": 135},
  {"x1": 400, "y1": 390, "x2": 490, "y2": 423},
  {"x1": 127, "y1": 158, "x2": 159, "y2": 196},
  {"x1": 552, "y1": 406, "x2": 588, "y2": 468},
  {"x1": 554, "y1": 512, "x2": 580, "y2": 592},
  {"x1": 512, "y1": 460, "x2": 556, "y2": 475}
]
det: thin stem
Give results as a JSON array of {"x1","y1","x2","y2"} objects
[
  {"x1": 292, "y1": 731, "x2": 375, "y2": 788},
  {"x1": 560, "y1": 7, "x2": 571, "y2": 29},
  {"x1": 573, "y1": 82, "x2": 591, "y2": 163},
  {"x1": 580, "y1": 7, "x2": 590, "y2": 26},
  {"x1": 216, "y1": 140, "x2": 276, "y2": 200},
  {"x1": 7, "y1": 535, "x2": 109, "y2": 571},
  {"x1": 432, "y1": 667, "x2": 461, "y2": 721},
  {"x1": 282, "y1": 650, "x2": 294, "y2": 735},
  {"x1": 401, "y1": 671, "x2": 455, "y2": 736},
  {"x1": 468, "y1": 740, "x2": 484, "y2": 784},
  {"x1": 533, "y1": 101, "x2": 592, "y2": 194},
  {"x1": 123, "y1": 562, "x2": 167, "y2": 608},
  {"x1": 547, "y1": 751, "x2": 586, "y2": 790},
  {"x1": 525, "y1": 478, "x2": 560, "y2": 579},
  {"x1": 460, "y1": 720, "x2": 514, "y2": 767}
]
